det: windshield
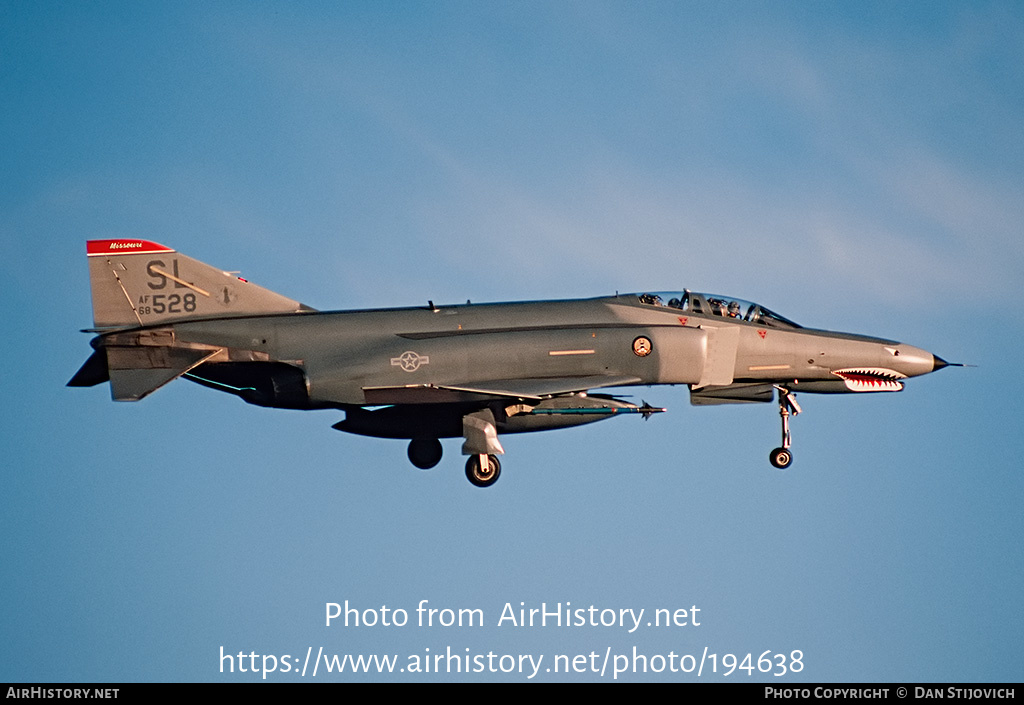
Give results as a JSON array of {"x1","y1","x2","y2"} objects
[{"x1": 635, "y1": 290, "x2": 801, "y2": 329}]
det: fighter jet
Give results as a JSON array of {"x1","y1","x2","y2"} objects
[{"x1": 69, "y1": 240, "x2": 957, "y2": 487}]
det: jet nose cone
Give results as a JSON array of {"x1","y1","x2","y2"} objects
[
  {"x1": 883, "y1": 344, "x2": 961, "y2": 377},
  {"x1": 931, "y1": 355, "x2": 965, "y2": 372},
  {"x1": 884, "y1": 344, "x2": 939, "y2": 377}
]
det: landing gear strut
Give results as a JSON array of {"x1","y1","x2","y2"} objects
[
  {"x1": 770, "y1": 386, "x2": 801, "y2": 469},
  {"x1": 465, "y1": 454, "x2": 501, "y2": 487},
  {"x1": 461, "y1": 409, "x2": 505, "y2": 487}
]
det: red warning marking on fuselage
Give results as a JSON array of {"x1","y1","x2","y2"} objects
[
  {"x1": 758, "y1": 330, "x2": 767, "y2": 339},
  {"x1": 678, "y1": 316, "x2": 688, "y2": 326}
]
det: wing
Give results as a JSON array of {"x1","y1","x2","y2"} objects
[{"x1": 361, "y1": 374, "x2": 642, "y2": 405}]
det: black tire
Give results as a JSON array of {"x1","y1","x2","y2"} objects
[
  {"x1": 769, "y1": 447, "x2": 793, "y2": 469},
  {"x1": 408, "y1": 439, "x2": 442, "y2": 469},
  {"x1": 465, "y1": 454, "x2": 502, "y2": 487}
]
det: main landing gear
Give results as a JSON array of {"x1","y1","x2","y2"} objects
[
  {"x1": 769, "y1": 386, "x2": 801, "y2": 469},
  {"x1": 465, "y1": 454, "x2": 502, "y2": 488},
  {"x1": 405, "y1": 408, "x2": 507, "y2": 487},
  {"x1": 405, "y1": 439, "x2": 503, "y2": 487}
]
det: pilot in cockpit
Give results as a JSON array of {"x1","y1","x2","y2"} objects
[{"x1": 727, "y1": 301, "x2": 742, "y2": 318}]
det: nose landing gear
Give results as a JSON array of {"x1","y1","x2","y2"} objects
[
  {"x1": 769, "y1": 446, "x2": 793, "y2": 469},
  {"x1": 769, "y1": 386, "x2": 801, "y2": 469}
]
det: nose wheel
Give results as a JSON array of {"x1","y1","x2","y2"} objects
[
  {"x1": 770, "y1": 387, "x2": 801, "y2": 469},
  {"x1": 769, "y1": 447, "x2": 793, "y2": 469}
]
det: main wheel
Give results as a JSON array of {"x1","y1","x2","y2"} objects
[
  {"x1": 408, "y1": 439, "x2": 443, "y2": 469},
  {"x1": 769, "y1": 447, "x2": 793, "y2": 469},
  {"x1": 465, "y1": 454, "x2": 501, "y2": 487}
]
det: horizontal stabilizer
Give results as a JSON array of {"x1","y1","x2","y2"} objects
[
  {"x1": 67, "y1": 350, "x2": 110, "y2": 387},
  {"x1": 107, "y1": 346, "x2": 220, "y2": 401}
]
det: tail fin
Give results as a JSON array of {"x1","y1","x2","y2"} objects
[{"x1": 86, "y1": 239, "x2": 312, "y2": 329}]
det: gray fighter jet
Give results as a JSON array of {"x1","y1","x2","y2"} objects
[{"x1": 69, "y1": 240, "x2": 957, "y2": 486}]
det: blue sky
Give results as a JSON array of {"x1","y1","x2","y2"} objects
[{"x1": 2, "y1": 0, "x2": 1022, "y2": 682}]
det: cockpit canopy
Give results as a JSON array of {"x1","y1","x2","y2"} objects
[{"x1": 635, "y1": 290, "x2": 801, "y2": 329}]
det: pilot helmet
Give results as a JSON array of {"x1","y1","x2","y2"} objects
[{"x1": 728, "y1": 301, "x2": 740, "y2": 315}]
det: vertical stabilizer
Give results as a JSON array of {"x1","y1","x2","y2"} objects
[{"x1": 86, "y1": 239, "x2": 311, "y2": 329}]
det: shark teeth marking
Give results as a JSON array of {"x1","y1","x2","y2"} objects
[{"x1": 831, "y1": 367, "x2": 906, "y2": 392}]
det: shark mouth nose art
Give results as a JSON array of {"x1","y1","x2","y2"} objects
[{"x1": 831, "y1": 368, "x2": 907, "y2": 392}]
